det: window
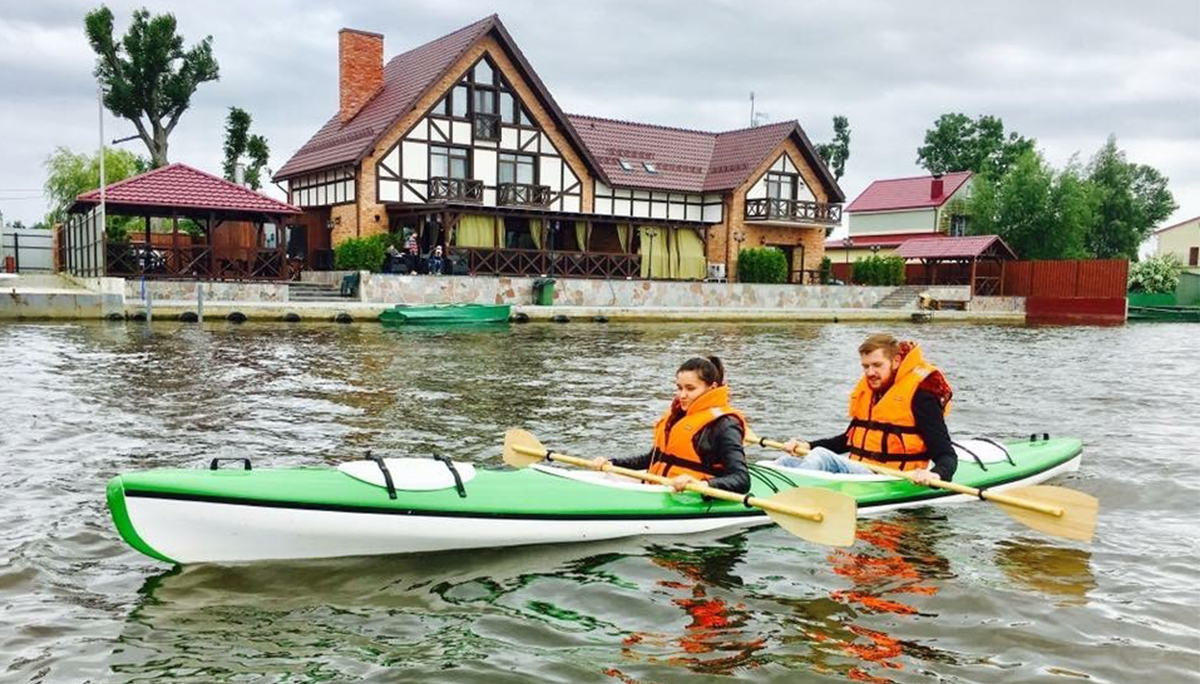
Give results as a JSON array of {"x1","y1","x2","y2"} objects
[
  {"x1": 642, "y1": 162, "x2": 658, "y2": 174},
  {"x1": 432, "y1": 96, "x2": 449, "y2": 117},
  {"x1": 765, "y1": 172, "x2": 797, "y2": 200},
  {"x1": 1191, "y1": 246, "x2": 1199, "y2": 267},
  {"x1": 474, "y1": 60, "x2": 494, "y2": 85},
  {"x1": 430, "y1": 145, "x2": 469, "y2": 179},
  {"x1": 451, "y1": 85, "x2": 469, "y2": 117},
  {"x1": 618, "y1": 159, "x2": 634, "y2": 172},
  {"x1": 499, "y1": 92, "x2": 515, "y2": 124},
  {"x1": 949, "y1": 214, "x2": 969, "y2": 237},
  {"x1": 519, "y1": 108, "x2": 533, "y2": 127},
  {"x1": 499, "y1": 153, "x2": 536, "y2": 185}
]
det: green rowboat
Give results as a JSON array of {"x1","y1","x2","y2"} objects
[{"x1": 378, "y1": 303, "x2": 511, "y2": 325}]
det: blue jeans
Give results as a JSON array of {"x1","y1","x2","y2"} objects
[{"x1": 772, "y1": 446, "x2": 875, "y2": 475}]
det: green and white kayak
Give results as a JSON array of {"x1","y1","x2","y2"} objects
[
  {"x1": 378, "y1": 303, "x2": 511, "y2": 325},
  {"x1": 107, "y1": 437, "x2": 1082, "y2": 565}
]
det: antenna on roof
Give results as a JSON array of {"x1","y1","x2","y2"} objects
[{"x1": 749, "y1": 92, "x2": 768, "y2": 127}]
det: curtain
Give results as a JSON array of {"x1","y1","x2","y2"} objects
[
  {"x1": 673, "y1": 227, "x2": 707, "y2": 280},
  {"x1": 529, "y1": 218, "x2": 543, "y2": 249},
  {"x1": 638, "y1": 226, "x2": 670, "y2": 279},
  {"x1": 455, "y1": 214, "x2": 497, "y2": 248},
  {"x1": 616, "y1": 224, "x2": 631, "y2": 253},
  {"x1": 574, "y1": 221, "x2": 590, "y2": 252}
]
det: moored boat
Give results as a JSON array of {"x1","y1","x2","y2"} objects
[
  {"x1": 378, "y1": 303, "x2": 511, "y2": 325},
  {"x1": 107, "y1": 436, "x2": 1084, "y2": 565}
]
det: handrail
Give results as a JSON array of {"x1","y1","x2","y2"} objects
[{"x1": 745, "y1": 197, "x2": 842, "y2": 224}]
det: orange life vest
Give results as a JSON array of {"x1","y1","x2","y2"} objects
[
  {"x1": 649, "y1": 385, "x2": 746, "y2": 481},
  {"x1": 845, "y1": 344, "x2": 952, "y2": 472}
]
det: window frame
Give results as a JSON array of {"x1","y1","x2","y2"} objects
[{"x1": 429, "y1": 144, "x2": 471, "y2": 180}]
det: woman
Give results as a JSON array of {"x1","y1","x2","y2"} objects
[{"x1": 593, "y1": 356, "x2": 750, "y2": 494}]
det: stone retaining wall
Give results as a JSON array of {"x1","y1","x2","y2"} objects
[{"x1": 124, "y1": 279, "x2": 290, "y2": 302}]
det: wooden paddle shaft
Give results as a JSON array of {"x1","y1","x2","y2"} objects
[
  {"x1": 511, "y1": 443, "x2": 823, "y2": 522},
  {"x1": 754, "y1": 437, "x2": 1064, "y2": 518}
]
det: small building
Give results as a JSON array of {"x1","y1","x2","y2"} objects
[
  {"x1": 274, "y1": 15, "x2": 844, "y2": 282},
  {"x1": 1153, "y1": 215, "x2": 1199, "y2": 271},
  {"x1": 827, "y1": 171, "x2": 972, "y2": 275}
]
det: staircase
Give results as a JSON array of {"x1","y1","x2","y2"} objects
[
  {"x1": 288, "y1": 281, "x2": 351, "y2": 302},
  {"x1": 872, "y1": 285, "x2": 926, "y2": 309}
]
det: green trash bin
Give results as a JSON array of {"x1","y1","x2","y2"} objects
[{"x1": 532, "y1": 277, "x2": 556, "y2": 306}]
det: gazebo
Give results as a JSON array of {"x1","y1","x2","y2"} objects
[
  {"x1": 895, "y1": 235, "x2": 1017, "y2": 295},
  {"x1": 62, "y1": 163, "x2": 301, "y2": 280}
]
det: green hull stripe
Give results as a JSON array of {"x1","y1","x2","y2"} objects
[{"x1": 106, "y1": 477, "x2": 177, "y2": 564}]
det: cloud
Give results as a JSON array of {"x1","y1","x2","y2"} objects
[{"x1": 1, "y1": 0, "x2": 1196, "y2": 228}]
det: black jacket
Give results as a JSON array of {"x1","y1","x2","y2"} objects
[
  {"x1": 812, "y1": 389, "x2": 957, "y2": 481},
  {"x1": 610, "y1": 414, "x2": 750, "y2": 493}
]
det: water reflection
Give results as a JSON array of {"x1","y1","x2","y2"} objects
[{"x1": 994, "y1": 537, "x2": 1095, "y2": 606}]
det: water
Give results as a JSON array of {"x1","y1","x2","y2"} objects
[{"x1": 0, "y1": 320, "x2": 1197, "y2": 683}]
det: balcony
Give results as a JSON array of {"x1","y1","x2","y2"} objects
[
  {"x1": 497, "y1": 182, "x2": 552, "y2": 208},
  {"x1": 429, "y1": 177, "x2": 484, "y2": 203},
  {"x1": 745, "y1": 198, "x2": 842, "y2": 225}
]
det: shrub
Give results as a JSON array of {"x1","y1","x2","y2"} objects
[
  {"x1": 852, "y1": 254, "x2": 906, "y2": 285},
  {"x1": 1128, "y1": 253, "x2": 1182, "y2": 293},
  {"x1": 819, "y1": 256, "x2": 833, "y2": 284},
  {"x1": 737, "y1": 247, "x2": 788, "y2": 284},
  {"x1": 334, "y1": 234, "x2": 391, "y2": 272}
]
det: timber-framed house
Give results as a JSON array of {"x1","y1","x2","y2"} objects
[{"x1": 275, "y1": 15, "x2": 845, "y2": 282}]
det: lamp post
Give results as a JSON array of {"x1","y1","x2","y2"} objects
[
  {"x1": 732, "y1": 230, "x2": 746, "y2": 282},
  {"x1": 841, "y1": 236, "x2": 852, "y2": 284},
  {"x1": 643, "y1": 227, "x2": 659, "y2": 279}
]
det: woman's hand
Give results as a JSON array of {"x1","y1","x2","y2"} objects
[
  {"x1": 669, "y1": 474, "x2": 700, "y2": 492},
  {"x1": 590, "y1": 456, "x2": 611, "y2": 470},
  {"x1": 781, "y1": 439, "x2": 810, "y2": 456}
]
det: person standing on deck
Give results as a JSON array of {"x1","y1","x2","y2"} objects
[
  {"x1": 592, "y1": 357, "x2": 750, "y2": 494},
  {"x1": 775, "y1": 334, "x2": 955, "y2": 485}
]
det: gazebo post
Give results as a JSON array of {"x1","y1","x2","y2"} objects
[
  {"x1": 970, "y1": 256, "x2": 978, "y2": 297},
  {"x1": 208, "y1": 211, "x2": 216, "y2": 278},
  {"x1": 171, "y1": 212, "x2": 179, "y2": 276},
  {"x1": 999, "y1": 257, "x2": 1006, "y2": 295},
  {"x1": 276, "y1": 214, "x2": 286, "y2": 280}
]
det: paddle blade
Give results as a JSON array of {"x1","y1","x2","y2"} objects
[
  {"x1": 765, "y1": 486, "x2": 858, "y2": 547},
  {"x1": 502, "y1": 428, "x2": 546, "y2": 468},
  {"x1": 993, "y1": 485, "x2": 1098, "y2": 542}
]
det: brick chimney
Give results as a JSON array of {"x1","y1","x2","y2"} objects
[
  {"x1": 339, "y1": 28, "x2": 384, "y2": 124},
  {"x1": 930, "y1": 174, "x2": 944, "y2": 200}
]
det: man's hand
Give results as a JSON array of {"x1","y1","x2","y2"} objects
[
  {"x1": 908, "y1": 468, "x2": 941, "y2": 486},
  {"x1": 669, "y1": 474, "x2": 700, "y2": 492},
  {"x1": 590, "y1": 457, "x2": 611, "y2": 470},
  {"x1": 781, "y1": 439, "x2": 810, "y2": 457}
]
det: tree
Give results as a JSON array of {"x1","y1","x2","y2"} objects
[
  {"x1": 85, "y1": 6, "x2": 219, "y2": 167},
  {"x1": 222, "y1": 107, "x2": 270, "y2": 189},
  {"x1": 967, "y1": 149, "x2": 1089, "y2": 260},
  {"x1": 815, "y1": 115, "x2": 851, "y2": 181},
  {"x1": 917, "y1": 113, "x2": 1034, "y2": 178},
  {"x1": 1084, "y1": 136, "x2": 1176, "y2": 259},
  {"x1": 43, "y1": 146, "x2": 149, "y2": 226}
]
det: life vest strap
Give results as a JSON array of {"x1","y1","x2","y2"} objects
[
  {"x1": 651, "y1": 451, "x2": 723, "y2": 478},
  {"x1": 848, "y1": 418, "x2": 922, "y2": 435},
  {"x1": 847, "y1": 445, "x2": 928, "y2": 463}
]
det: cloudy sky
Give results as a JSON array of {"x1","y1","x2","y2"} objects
[{"x1": 1, "y1": 0, "x2": 1197, "y2": 235}]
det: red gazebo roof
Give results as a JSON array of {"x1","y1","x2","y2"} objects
[
  {"x1": 894, "y1": 235, "x2": 1016, "y2": 260},
  {"x1": 74, "y1": 163, "x2": 300, "y2": 216}
]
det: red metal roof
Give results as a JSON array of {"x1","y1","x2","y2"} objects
[
  {"x1": 75, "y1": 163, "x2": 300, "y2": 214},
  {"x1": 846, "y1": 171, "x2": 972, "y2": 213},
  {"x1": 825, "y1": 232, "x2": 945, "y2": 250},
  {"x1": 894, "y1": 235, "x2": 1016, "y2": 260}
]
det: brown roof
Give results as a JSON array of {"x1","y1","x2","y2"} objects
[
  {"x1": 74, "y1": 163, "x2": 300, "y2": 216},
  {"x1": 894, "y1": 235, "x2": 1016, "y2": 260},
  {"x1": 277, "y1": 15, "x2": 844, "y2": 203}
]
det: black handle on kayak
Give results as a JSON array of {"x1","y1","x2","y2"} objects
[
  {"x1": 209, "y1": 457, "x2": 252, "y2": 471},
  {"x1": 365, "y1": 451, "x2": 397, "y2": 500}
]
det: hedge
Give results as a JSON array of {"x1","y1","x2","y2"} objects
[
  {"x1": 851, "y1": 254, "x2": 906, "y2": 286},
  {"x1": 737, "y1": 247, "x2": 788, "y2": 284}
]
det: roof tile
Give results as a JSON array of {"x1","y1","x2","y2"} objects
[
  {"x1": 76, "y1": 164, "x2": 300, "y2": 214},
  {"x1": 846, "y1": 171, "x2": 972, "y2": 213}
]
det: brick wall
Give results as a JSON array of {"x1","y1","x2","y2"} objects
[{"x1": 339, "y1": 29, "x2": 383, "y2": 124}]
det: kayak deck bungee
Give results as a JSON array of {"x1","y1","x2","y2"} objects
[{"x1": 108, "y1": 436, "x2": 1083, "y2": 564}]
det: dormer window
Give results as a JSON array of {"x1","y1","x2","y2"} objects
[
  {"x1": 642, "y1": 161, "x2": 658, "y2": 174},
  {"x1": 618, "y1": 159, "x2": 634, "y2": 172}
]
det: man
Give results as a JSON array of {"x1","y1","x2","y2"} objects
[{"x1": 778, "y1": 334, "x2": 955, "y2": 485}]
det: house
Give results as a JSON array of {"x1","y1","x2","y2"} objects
[
  {"x1": 1153, "y1": 215, "x2": 1199, "y2": 271},
  {"x1": 274, "y1": 15, "x2": 844, "y2": 281},
  {"x1": 826, "y1": 171, "x2": 972, "y2": 272}
]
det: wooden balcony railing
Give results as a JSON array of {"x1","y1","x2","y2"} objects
[
  {"x1": 497, "y1": 182, "x2": 552, "y2": 208},
  {"x1": 429, "y1": 177, "x2": 484, "y2": 203},
  {"x1": 452, "y1": 247, "x2": 641, "y2": 279},
  {"x1": 105, "y1": 242, "x2": 290, "y2": 280},
  {"x1": 745, "y1": 198, "x2": 842, "y2": 224}
]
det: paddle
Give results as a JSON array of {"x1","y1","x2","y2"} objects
[
  {"x1": 502, "y1": 428, "x2": 857, "y2": 547},
  {"x1": 743, "y1": 429, "x2": 1097, "y2": 543}
]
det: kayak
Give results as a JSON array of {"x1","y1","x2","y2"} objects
[
  {"x1": 378, "y1": 303, "x2": 511, "y2": 325},
  {"x1": 107, "y1": 436, "x2": 1082, "y2": 565}
]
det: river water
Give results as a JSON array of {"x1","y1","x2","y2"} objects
[{"x1": 0, "y1": 319, "x2": 1196, "y2": 683}]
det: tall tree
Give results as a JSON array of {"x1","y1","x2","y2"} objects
[
  {"x1": 43, "y1": 146, "x2": 148, "y2": 226},
  {"x1": 917, "y1": 113, "x2": 1034, "y2": 178},
  {"x1": 221, "y1": 107, "x2": 271, "y2": 190},
  {"x1": 85, "y1": 6, "x2": 219, "y2": 167},
  {"x1": 967, "y1": 149, "x2": 1089, "y2": 260},
  {"x1": 1084, "y1": 136, "x2": 1176, "y2": 259},
  {"x1": 815, "y1": 115, "x2": 851, "y2": 181}
]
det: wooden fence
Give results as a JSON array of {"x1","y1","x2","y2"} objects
[{"x1": 1001, "y1": 259, "x2": 1128, "y2": 298}]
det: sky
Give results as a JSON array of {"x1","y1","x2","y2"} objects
[{"x1": 1, "y1": 0, "x2": 1197, "y2": 238}]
